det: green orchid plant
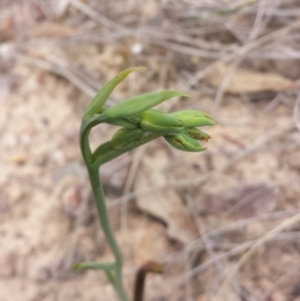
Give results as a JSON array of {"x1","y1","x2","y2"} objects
[{"x1": 75, "y1": 67, "x2": 216, "y2": 301}]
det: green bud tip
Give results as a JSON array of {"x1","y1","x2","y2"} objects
[
  {"x1": 184, "y1": 128, "x2": 211, "y2": 141},
  {"x1": 170, "y1": 110, "x2": 217, "y2": 127},
  {"x1": 165, "y1": 133, "x2": 206, "y2": 152},
  {"x1": 116, "y1": 67, "x2": 147, "y2": 80}
]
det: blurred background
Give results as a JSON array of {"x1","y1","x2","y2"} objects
[{"x1": 1, "y1": 0, "x2": 300, "y2": 300}]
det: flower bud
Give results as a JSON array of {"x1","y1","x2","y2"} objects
[
  {"x1": 92, "y1": 142, "x2": 114, "y2": 162},
  {"x1": 140, "y1": 109, "x2": 184, "y2": 134},
  {"x1": 164, "y1": 133, "x2": 206, "y2": 152},
  {"x1": 170, "y1": 110, "x2": 216, "y2": 127},
  {"x1": 184, "y1": 128, "x2": 210, "y2": 141},
  {"x1": 110, "y1": 128, "x2": 146, "y2": 149}
]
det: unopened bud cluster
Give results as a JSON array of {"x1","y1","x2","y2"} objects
[
  {"x1": 102, "y1": 108, "x2": 215, "y2": 152},
  {"x1": 83, "y1": 67, "x2": 216, "y2": 156}
]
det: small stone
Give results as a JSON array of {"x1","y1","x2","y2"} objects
[{"x1": 131, "y1": 43, "x2": 143, "y2": 55}]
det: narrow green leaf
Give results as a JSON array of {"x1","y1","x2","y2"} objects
[
  {"x1": 83, "y1": 67, "x2": 146, "y2": 121},
  {"x1": 105, "y1": 270, "x2": 116, "y2": 286},
  {"x1": 104, "y1": 91, "x2": 190, "y2": 119}
]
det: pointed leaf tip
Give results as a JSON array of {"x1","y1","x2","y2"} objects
[
  {"x1": 83, "y1": 67, "x2": 147, "y2": 121},
  {"x1": 116, "y1": 67, "x2": 147, "y2": 80},
  {"x1": 170, "y1": 91, "x2": 191, "y2": 98}
]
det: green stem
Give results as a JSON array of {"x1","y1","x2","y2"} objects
[
  {"x1": 80, "y1": 115, "x2": 106, "y2": 165},
  {"x1": 80, "y1": 118, "x2": 131, "y2": 301},
  {"x1": 74, "y1": 262, "x2": 117, "y2": 271},
  {"x1": 87, "y1": 166, "x2": 131, "y2": 301}
]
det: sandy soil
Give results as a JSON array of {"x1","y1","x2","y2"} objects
[{"x1": 1, "y1": 1, "x2": 300, "y2": 301}]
